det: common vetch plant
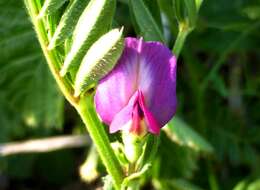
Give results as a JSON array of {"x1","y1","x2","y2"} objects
[{"x1": 23, "y1": 0, "x2": 204, "y2": 189}]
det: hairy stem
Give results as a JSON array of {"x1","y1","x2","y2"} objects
[
  {"x1": 24, "y1": 0, "x2": 77, "y2": 106},
  {"x1": 24, "y1": 1, "x2": 124, "y2": 189},
  {"x1": 172, "y1": 23, "x2": 192, "y2": 58},
  {"x1": 76, "y1": 93, "x2": 124, "y2": 190}
]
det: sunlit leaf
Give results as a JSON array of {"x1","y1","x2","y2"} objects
[
  {"x1": 248, "y1": 179, "x2": 260, "y2": 190},
  {"x1": 48, "y1": 0, "x2": 90, "y2": 49},
  {"x1": 38, "y1": 0, "x2": 67, "y2": 18},
  {"x1": 153, "y1": 178, "x2": 204, "y2": 190},
  {"x1": 233, "y1": 180, "x2": 248, "y2": 190},
  {"x1": 61, "y1": 0, "x2": 116, "y2": 76},
  {"x1": 164, "y1": 117, "x2": 214, "y2": 153},
  {"x1": 74, "y1": 28, "x2": 124, "y2": 96}
]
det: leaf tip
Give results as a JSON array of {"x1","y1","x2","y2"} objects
[
  {"x1": 48, "y1": 40, "x2": 55, "y2": 50},
  {"x1": 59, "y1": 67, "x2": 67, "y2": 77}
]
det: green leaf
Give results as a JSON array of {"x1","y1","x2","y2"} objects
[
  {"x1": 48, "y1": 0, "x2": 90, "y2": 49},
  {"x1": 248, "y1": 179, "x2": 260, "y2": 190},
  {"x1": 233, "y1": 179, "x2": 260, "y2": 190},
  {"x1": 128, "y1": 0, "x2": 165, "y2": 42},
  {"x1": 173, "y1": 0, "x2": 197, "y2": 27},
  {"x1": 184, "y1": 0, "x2": 197, "y2": 27},
  {"x1": 61, "y1": 0, "x2": 116, "y2": 76},
  {"x1": 103, "y1": 175, "x2": 115, "y2": 190},
  {"x1": 156, "y1": 132, "x2": 198, "y2": 178},
  {"x1": 172, "y1": 0, "x2": 186, "y2": 23},
  {"x1": 143, "y1": 0, "x2": 163, "y2": 30},
  {"x1": 242, "y1": 6, "x2": 260, "y2": 20},
  {"x1": 22, "y1": 61, "x2": 64, "y2": 128},
  {"x1": 195, "y1": 0, "x2": 204, "y2": 10},
  {"x1": 74, "y1": 28, "x2": 124, "y2": 97},
  {"x1": 38, "y1": 0, "x2": 67, "y2": 18},
  {"x1": 0, "y1": 0, "x2": 64, "y2": 136},
  {"x1": 164, "y1": 117, "x2": 214, "y2": 153},
  {"x1": 154, "y1": 178, "x2": 205, "y2": 190},
  {"x1": 233, "y1": 180, "x2": 248, "y2": 190},
  {"x1": 157, "y1": 0, "x2": 177, "y2": 34}
]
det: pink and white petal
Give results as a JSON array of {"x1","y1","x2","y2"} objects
[
  {"x1": 138, "y1": 41, "x2": 177, "y2": 127},
  {"x1": 94, "y1": 38, "x2": 141, "y2": 125},
  {"x1": 109, "y1": 91, "x2": 139, "y2": 133},
  {"x1": 109, "y1": 103, "x2": 132, "y2": 133}
]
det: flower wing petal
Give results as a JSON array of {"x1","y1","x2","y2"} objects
[
  {"x1": 94, "y1": 38, "x2": 140, "y2": 124},
  {"x1": 109, "y1": 91, "x2": 138, "y2": 133},
  {"x1": 109, "y1": 103, "x2": 132, "y2": 133},
  {"x1": 138, "y1": 41, "x2": 177, "y2": 126}
]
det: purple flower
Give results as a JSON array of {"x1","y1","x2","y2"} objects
[{"x1": 94, "y1": 37, "x2": 177, "y2": 135}]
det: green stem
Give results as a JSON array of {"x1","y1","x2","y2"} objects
[
  {"x1": 207, "y1": 161, "x2": 219, "y2": 190},
  {"x1": 172, "y1": 23, "x2": 192, "y2": 58},
  {"x1": 76, "y1": 93, "x2": 124, "y2": 190},
  {"x1": 25, "y1": 1, "x2": 124, "y2": 189},
  {"x1": 24, "y1": 0, "x2": 77, "y2": 107}
]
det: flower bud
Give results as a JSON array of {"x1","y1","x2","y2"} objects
[{"x1": 122, "y1": 131, "x2": 145, "y2": 164}]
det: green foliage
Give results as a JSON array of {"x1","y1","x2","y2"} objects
[
  {"x1": 61, "y1": 0, "x2": 116, "y2": 76},
  {"x1": 165, "y1": 116, "x2": 214, "y2": 153},
  {"x1": 38, "y1": 0, "x2": 67, "y2": 18},
  {"x1": 74, "y1": 28, "x2": 124, "y2": 96},
  {"x1": 154, "y1": 178, "x2": 204, "y2": 190},
  {"x1": 48, "y1": 0, "x2": 90, "y2": 49},
  {"x1": 128, "y1": 0, "x2": 165, "y2": 42},
  {"x1": 154, "y1": 132, "x2": 198, "y2": 179},
  {"x1": 0, "y1": 0, "x2": 65, "y2": 185},
  {"x1": 233, "y1": 179, "x2": 260, "y2": 190},
  {"x1": 0, "y1": 0, "x2": 64, "y2": 143}
]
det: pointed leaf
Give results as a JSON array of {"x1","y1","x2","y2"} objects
[
  {"x1": 163, "y1": 178, "x2": 204, "y2": 190},
  {"x1": 128, "y1": 0, "x2": 165, "y2": 43},
  {"x1": 184, "y1": 0, "x2": 197, "y2": 27},
  {"x1": 195, "y1": 0, "x2": 204, "y2": 10},
  {"x1": 173, "y1": 0, "x2": 199, "y2": 27},
  {"x1": 248, "y1": 179, "x2": 260, "y2": 190},
  {"x1": 48, "y1": 0, "x2": 90, "y2": 49},
  {"x1": 74, "y1": 28, "x2": 124, "y2": 97},
  {"x1": 61, "y1": 0, "x2": 116, "y2": 76},
  {"x1": 157, "y1": 0, "x2": 177, "y2": 33},
  {"x1": 172, "y1": 0, "x2": 186, "y2": 23},
  {"x1": 164, "y1": 116, "x2": 214, "y2": 153},
  {"x1": 233, "y1": 180, "x2": 248, "y2": 190},
  {"x1": 38, "y1": 0, "x2": 67, "y2": 18}
]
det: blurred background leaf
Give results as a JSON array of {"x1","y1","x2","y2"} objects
[
  {"x1": 0, "y1": 0, "x2": 64, "y2": 141},
  {"x1": 165, "y1": 116, "x2": 214, "y2": 153}
]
